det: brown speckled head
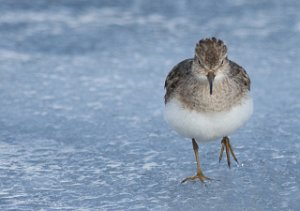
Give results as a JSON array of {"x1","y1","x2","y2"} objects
[
  {"x1": 195, "y1": 37, "x2": 227, "y2": 70},
  {"x1": 165, "y1": 36, "x2": 250, "y2": 109}
]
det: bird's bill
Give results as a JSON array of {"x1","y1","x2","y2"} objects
[{"x1": 206, "y1": 72, "x2": 215, "y2": 95}]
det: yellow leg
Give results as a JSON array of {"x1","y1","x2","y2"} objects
[
  {"x1": 219, "y1": 136, "x2": 239, "y2": 168},
  {"x1": 181, "y1": 138, "x2": 210, "y2": 183}
]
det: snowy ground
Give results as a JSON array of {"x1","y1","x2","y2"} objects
[{"x1": 0, "y1": 0, "x2": 299, "y2": 210}]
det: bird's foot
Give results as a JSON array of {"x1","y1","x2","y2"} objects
[
  {"x1": 181, "y1": 172, "x2": 211, "y2": 183},
  {"x1": 219, "y1": 136, "x2": 239, "y2": 168}
]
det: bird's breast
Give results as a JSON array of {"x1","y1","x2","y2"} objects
[{"x1": 164, "y1": 96, "x2": 253, "y2": 142}]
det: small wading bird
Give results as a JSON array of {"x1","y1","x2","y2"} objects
[{"x1": 164, "y1": 37, "x2": 253, "y2": 183}]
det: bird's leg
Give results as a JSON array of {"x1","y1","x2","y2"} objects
[
  {"x1": 181, "y1": 138, "x2": 210, "y2": 183},
  {"x1": 219, "y1": 136, "x2": 239, "y2": 168}
]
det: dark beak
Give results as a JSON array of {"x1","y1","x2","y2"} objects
[{"x1": 206, "y1": 72, "x2": 215, "y2": 95}]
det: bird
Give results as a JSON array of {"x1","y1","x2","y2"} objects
[{"x1": 164, "y1": 37, "x2": 253, "y2": 183}]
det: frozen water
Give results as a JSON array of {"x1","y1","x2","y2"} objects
[{"x1": 0, "y1": 0, "x2": 299, "y2": 210}]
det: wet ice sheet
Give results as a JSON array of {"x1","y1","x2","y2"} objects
[{"x1": 0, "y1": 0, "x2": 299, "y2": 210}]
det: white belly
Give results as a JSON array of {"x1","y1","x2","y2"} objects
[{"x1": 164, "y1": 96, "x2": 253, "y2": 143}]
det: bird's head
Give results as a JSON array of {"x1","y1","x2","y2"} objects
[{"x1": 194, "y1": 37, "x2": 228, "y2": 95}]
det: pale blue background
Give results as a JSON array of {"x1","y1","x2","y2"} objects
[{"x1": 0, "y1": 0, "x2": 299, "y2": 210}]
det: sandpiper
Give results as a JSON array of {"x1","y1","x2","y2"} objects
[{"x1": 164, "y1": 37, "x2": 253, "y2": 183}]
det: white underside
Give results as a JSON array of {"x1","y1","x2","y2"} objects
[{"x1": 164, "y1": 96, "x2": 253, "y2": 143}]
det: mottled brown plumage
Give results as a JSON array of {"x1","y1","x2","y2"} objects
[
  {"x1": 164, "y1": 37, "x2": 250, "y2": 112},
  {"x1": 195, "y1": 37, "x2": 227, "y2": 70}
]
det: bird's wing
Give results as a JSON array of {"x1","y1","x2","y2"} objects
[
  {"x1": 164, "y1": 59, "x2": 193, "y2": 104},
  {"x1": 229, "y1": 60, "x2": 251, "y2": 91}
]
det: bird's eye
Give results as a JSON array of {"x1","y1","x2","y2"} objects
[
  {"x1": 198, "y1": 60, "x2": 201, "y2": 65},
  {"x1": 221, "y1": 60, "x2": 224, "y2": 65}
]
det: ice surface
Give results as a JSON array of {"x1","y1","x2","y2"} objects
[{"x1": 0, "y1": 0, "x2": 299, "y2": 210}]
